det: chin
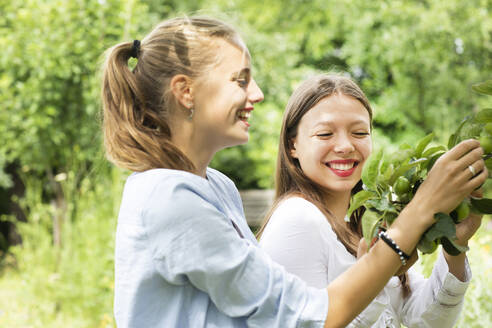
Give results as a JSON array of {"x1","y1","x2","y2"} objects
[
  {"x1": 223, "y1": 134, "x2": 249, "y2": 149},
  {"x1": 323, "y1": 181, "x2": 360, "y2": 193}
]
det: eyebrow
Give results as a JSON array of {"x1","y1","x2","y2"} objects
[{"x1": 313, "y1": 119, "x2": 369, "y2": 128}]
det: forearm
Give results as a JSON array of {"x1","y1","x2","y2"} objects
[
  {"x1": 324, "y1": 203, "x2": 432, "y2": 328},
  {"x1": 401, "y1": 251, "x2": 470, "y2": 327},
  {"x1": 443, "y1": 251, "x2": 467, "y2": 281}
]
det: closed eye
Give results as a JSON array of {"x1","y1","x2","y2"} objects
[
  {"x1": 236, "y1": 78, "x2": 249, "y2": 87},
  {"x1": 316, "y1": 133, "x2": 333, "y2": 138},
  {"x1": 353, "y1": 132, "x2": 370, "y2": 137}
]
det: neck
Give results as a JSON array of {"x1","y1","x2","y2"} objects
[
  {"x1": 323, "y1": 190, "x2": 352, "y2": 222},
  {"x1": 171, "y1": 120, "x2": 216, "y2": 178}
]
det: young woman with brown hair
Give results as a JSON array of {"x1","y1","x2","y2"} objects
[
  {"x1": 101, "y1": 17, "x2": 486, "y2": 327},
  {"x1": 258, "y1": 73, "x2": 485, "y2": 327}
]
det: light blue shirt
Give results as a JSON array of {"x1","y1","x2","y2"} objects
[{"x1": 114, "y1": 168, "x2": 328, "y2": 327}]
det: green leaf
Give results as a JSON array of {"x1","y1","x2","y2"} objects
[
  {"x1": 472, "y1": 80, "x2": 492, "y2": 96},
  {"x1": 426, "y1": 151, "x2": 445, "y2": 171},
  {"x1": 422, "y1": 145, "x2": 446, "y2": 158},
  {"x1": 362, "y1": 149, "x2": 383, "y2": 190},
  {"x1": 447, "y1": 116, "x2": 473, "y2": 148},
  {"x1": 470, "y1": 197, "x2": 492, "y2": 214},
  {"x1": 365, "y1": 197, "x2": 398, "y2": 214},
  {"x1": 361, "y1": 209, "x2": 381, "y2": 246},
  {"x1": 381, "y1": 211, "x2": 398, "y2": 226},
  {"x1": 347, "y1": 190, "x2": 376, "y2": 218},
  {"x1": 441, "y1": 237, "x2": 469, "y2": 256},
  {"x1": 388, "y1": 158, "x2": 426, "y2": 186},
  {"x1": 378, "y1": 163, "x2": 394, "y2": 185},
  {"x1": 414, "y1": 133, "x2": 434, "y2": 158},
  {"x1": 475, "y1": 108, "x2": 492, "y2": 123},
  {"x1": 424, "y1": 212, "x2": 456, "y2": 241}
]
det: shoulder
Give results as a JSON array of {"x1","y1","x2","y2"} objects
[
  {"x1": 260, "y1": 196, "x2": 342, "y2": 248},
  {"x1": 206, "y1": 167, "x2": 240, "y2": 196},
  {"x1": 206, "y1": 167, "x2": 244, "y2": 210},
  {"x1": 206, "y1": 167, "x2": 236, "y2": 186},
  {"x1": 126, "y1": 168, "x2": 208, "y2": 191},
  {"x1": 272, "y1": 196, "x2": 329, "y2": 227},
  {"x1": 121, "y1": 169, "x2": 216, "y2": 220},
  {"x1": 261, "y1": 196, "x2": 331, "y2": 241}
]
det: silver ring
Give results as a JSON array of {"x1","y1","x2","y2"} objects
[{"x1": 468, "y1": 165, "x2": 476, "y2": 176}]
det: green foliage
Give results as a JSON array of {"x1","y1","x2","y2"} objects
[
  {"x1": 354, "y1": 115, "x2": 492, "y2": 255},
  {"x1": 0, "y1": 0, "x2": 149, "y2": 188},
  {"x1": 0, "y1": 165, "x2": 124, "y2": 327},
  {"x1": 0, "y1": 0, "x2": 491, "y2": 326}
]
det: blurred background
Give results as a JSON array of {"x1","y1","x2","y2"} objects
[{"x1": 0, "y1": 0, "x2": 491, "y2": 327}]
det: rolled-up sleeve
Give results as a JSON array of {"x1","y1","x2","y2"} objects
[
  {"x1": 401, "y1": 251, "x2": 471, "y2": 327},
  {"x1": 141, "y1": 178, "x2": 328, "y2": 327}
]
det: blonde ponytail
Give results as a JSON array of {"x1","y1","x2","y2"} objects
[{"x1": 101, "y1": 17, "x2": 244, "y2": 172}]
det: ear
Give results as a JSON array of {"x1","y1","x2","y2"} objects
[
  {"x1": 170, "y1": 74, "x2": 194, "y2": 108},
  {"x1": 289, "y1": 139, "x2": 298, "y2": 159}
]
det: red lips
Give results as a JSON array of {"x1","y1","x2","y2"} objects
[{"x1": 326, "y1": 159, "x2": 359, "y2": 177}]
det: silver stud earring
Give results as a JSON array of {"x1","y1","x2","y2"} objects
[{"x1": 187, "y1": 103, "x2": 194, "y2": 121}]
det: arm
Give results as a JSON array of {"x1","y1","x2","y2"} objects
[
  {"x1": 260, "y1": 198, "x2": 388, "y2": 327},
  {"x1": 144, "y1": 179, "x2": 327, "y2": 327},
  {"x1": 323, "y1": 139, "x2": 486, "y2": 328},
  {"x1": 399, "y1": 251, "x2": 471, "y2": 327},
  {"x1": 444, "y1": 194, "x2": 483, "y2": 281}
]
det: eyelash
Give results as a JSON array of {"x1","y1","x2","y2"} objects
[
  {"x1": 236, "y1": 78, "x2": 249, "y2": 87},
  {"x1": 316, "y1": 132, "x2": 370, "y2": 138}
]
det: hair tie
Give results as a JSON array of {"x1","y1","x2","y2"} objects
[{"x1": 130, "y1": 39, "x2": 141, "y2": 59}]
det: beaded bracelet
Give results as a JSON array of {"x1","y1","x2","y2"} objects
[{"x1": 378, "y1": 231, "x2": 411, "y2": 266}]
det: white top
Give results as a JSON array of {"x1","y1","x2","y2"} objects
[{"x1": 259, "y1": 197, "x2": 471, "y2": 328}]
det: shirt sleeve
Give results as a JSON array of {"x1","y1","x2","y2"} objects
[
  {"x1": 400, "y1": 250, "x2": 471, "y2": 327},
  {"x1": 141, "y1": 178, "x2": 328, "y2": 327}
]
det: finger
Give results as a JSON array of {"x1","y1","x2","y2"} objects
[
  {"x1": 462, "y1": 167, "x2": 488, "y2": 194},
  {"x1": 457, "y1": 158, "x2": 486, "y2": 183},
  {"x1": 470, "y1": 188, "x2": 483, "y2": 199},
  {"x1": 446, "y1": 139, "x2": 481, "y2": 161},
  {"x1": 456, "y1": 146, "x2": 484, "y2": 171}
]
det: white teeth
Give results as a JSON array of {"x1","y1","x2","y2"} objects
[
  {"x1": 238, "y1": 110, "x2": 251, "y2": 120},
  {"x1": 330, "y1": 163, "x2": 355, "y2": 170}
]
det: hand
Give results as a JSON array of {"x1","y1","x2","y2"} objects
[
  {"x1": 454, "y1": 189, "x2": 484, "y2": 248},
  {"x1": 357, "y1": 238, "x2": 418, "y2": 276},
  {"x1": 412, "y1": 139, "x2": 487, "y2": 222}
]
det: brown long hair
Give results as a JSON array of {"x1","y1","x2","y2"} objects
[
  {"x1": 101, "y1": 16, "x2": 246, "y2": 172},
  {"x1": 257, "y1": 74, "x2": 372, "y2": 252},
  {"x1": 257, "y1": 73, "x2": 410, "y2": 296}
]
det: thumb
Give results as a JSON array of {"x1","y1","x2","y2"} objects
[{"x1": 357, "y1": 238, "x2": 368, "y2": 259}]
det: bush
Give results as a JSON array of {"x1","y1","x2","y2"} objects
[{"x1": 0, "y1": 165, "x2": 126, "y2": 327}]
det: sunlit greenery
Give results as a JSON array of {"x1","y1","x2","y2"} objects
[{"x1": 0, "y1": 0, "x2": 491, "y2": 327}]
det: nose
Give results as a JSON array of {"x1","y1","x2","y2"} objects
[
  {"x1": 248, "y1": 78, "x2": 264, "y2": 104},
  {"x1": 333, "y1": 133, "x2": 355, "y2": 154}
]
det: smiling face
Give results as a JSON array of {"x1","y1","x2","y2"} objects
[
  {"x1": 191, "y1": 39, "x2": 264, "y2": 151},
  {"x1": 290, "y1": 93, "x2": 372, "y2": 193}
]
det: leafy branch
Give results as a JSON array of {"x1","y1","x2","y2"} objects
[{"x1": 350, "y1": 80, "x2": 492, "y2": 255}]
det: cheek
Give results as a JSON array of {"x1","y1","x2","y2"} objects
[{"x1": 357, "y1": 138, "x2": 372, "y2": 157}]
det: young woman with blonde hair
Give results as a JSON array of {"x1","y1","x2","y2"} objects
[
  {"x1": 258, "y1": 73, "x2": 485, "y2": 327},
  {"x1": 101, "y1": 17, "x2": 486, "y2": 327}
]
